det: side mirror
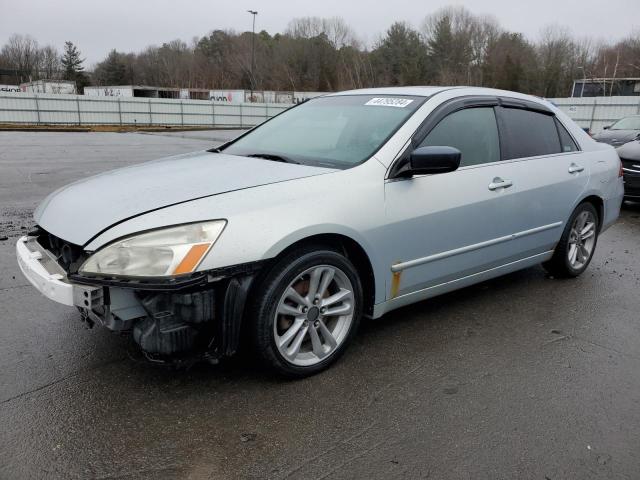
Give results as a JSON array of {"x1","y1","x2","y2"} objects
[
  {"x1": 390, "y1": 146, "x2": 462, "y2": 178},
  {"x1": 603, "y1": 125, "x2": 611, "y2": 130},
  {"x1": 410, "y1": 146, "x2": 461, "y2": 174},
  {"x1": 391, "y1": 146, "x2": 461, "y2": 178},
  {"x1": 389, "y1": 146, "x2": 462, "y2": 179}
]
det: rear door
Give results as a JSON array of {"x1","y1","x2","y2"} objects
[{"x1": 493, "y1": 102, "x2": 589, "y2": 255}]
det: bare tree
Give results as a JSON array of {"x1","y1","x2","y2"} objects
[
  {"x1": 3, "y1": 13, "x2": 639, "y2": 96},
  {"x1": 536, "y1": 25, "x2": 578, "y2": 97},
  {"x1": 39, "y1": 45, "x2": 60, "y2": 79},
  {"x1": 1, "y1": 34, "x2": 41, "y2": 81},
  {"x1": 286, "y1": 17, "x2": 359, "y2": 49}
]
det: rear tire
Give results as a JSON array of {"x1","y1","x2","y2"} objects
[
  {"x1": 543, "y1": 202, "x2": 599, "y2": 278},
  {"x1": 248, "y1": 245, "x2": 362, "y2": 378}
]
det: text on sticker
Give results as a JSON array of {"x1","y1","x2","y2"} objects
[{"x1": 365, "y1": 98, "x2": 414, "y2": 108}]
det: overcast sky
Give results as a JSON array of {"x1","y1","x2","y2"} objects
[{"x1": 1, "y1": 0, "x2": 638, "y2": 65}]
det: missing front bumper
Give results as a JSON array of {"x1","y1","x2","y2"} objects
[
  {"x1": 17, "y1": 234, "x2": 257, "y2": 362},
  {"x1": 16, "y1": 236, "x2": 101, "y2": 307}
]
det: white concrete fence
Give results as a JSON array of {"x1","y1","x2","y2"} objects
[
  {"x1": 0, "y1": 92, "x2": 292, "y2": 128},
  {"x1": 550, "y1": 96, "x2": 640, "y2": 134}
]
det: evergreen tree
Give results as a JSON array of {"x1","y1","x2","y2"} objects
[
  {"x1": 97, "y1": 49, "x2": 127, "y2": 85},
  {"x1": 426, "y1": 16, "x2": 455, "y2": 81},
  {"x1": 371, "y1": 22, "x2": 427, "y2": 86},
  {"x1": 61, "y1": 41, "x2": 84, "y2": 79},
  {"x1": 61, "y1": 41, "x2": 89, "y2": 92},
  {"x1": 483, "y1": 32, "x2": 536, "y2": 92}
]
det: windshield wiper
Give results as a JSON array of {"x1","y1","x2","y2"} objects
[{"x1": 246, "y1": 153, "x2": 300, "y2": 164}]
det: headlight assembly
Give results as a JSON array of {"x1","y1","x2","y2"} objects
[{"x1": 79, "y1": 220, "x2": 226, "y2": 277}]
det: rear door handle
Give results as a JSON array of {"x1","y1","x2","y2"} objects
[
  {"x1": 568, "y1": 163, "x2": 585, "y2": 174},
  {"x1": 488, "y1": 177, "x2": 513, "y2": 191}
]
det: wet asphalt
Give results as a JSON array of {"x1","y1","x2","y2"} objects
[{"x1": 1, "y1": 131, "x2": 640, "y2": 480}]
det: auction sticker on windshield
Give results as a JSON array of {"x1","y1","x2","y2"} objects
[{"x1": 365, "y1": 97, "x2": 414, "y2": 108}]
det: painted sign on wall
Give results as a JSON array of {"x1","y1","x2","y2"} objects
[
  {"x1": 0, "y1": 85, "x2": 21, "y2": 93},
  {"x1": 20, "y1": 81, "x2": 76, "y2": 94},
  {"x1": 209, "y1": 90, "x2": 245, "y2": 103},
  {"x1": 84, "y1": 86, "x2": 134, "y2": 97}
]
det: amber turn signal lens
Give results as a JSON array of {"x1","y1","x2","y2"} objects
[{"x1": 173, "y1": 243, "x2": 211, "y2": 275}]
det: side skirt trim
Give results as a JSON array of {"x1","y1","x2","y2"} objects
[
  {"x1": 374, "y1": 250, "x2": 554, "y2": 318},
  {"x1": 390, "y1": 222, "x2": 562, "y2": 273}
]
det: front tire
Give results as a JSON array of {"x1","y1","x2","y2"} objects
[
  {"x1": 544, "y1": 202, "x2": 599, "y2": 278},
  {"x1": 248, "y1": 245, "x2": 363, "y2": 378}
]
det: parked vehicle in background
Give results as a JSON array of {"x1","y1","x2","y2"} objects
[
  {"x1": 592, "y1": 115, "x2": 640, "y2": 147},
  {"x1": 16, "y1": 87, "x2": 624, "y2": 377},
  {"x1": 617, "y1": 140, "x2": 640, "y2": 200}
]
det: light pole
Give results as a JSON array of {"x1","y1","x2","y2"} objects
[
  {"x1": 578, "y1": 66, "x2": 587, "y2": 97},
  {"x1": 247, "y1": 10, "x2": 258, "y2": 101}
]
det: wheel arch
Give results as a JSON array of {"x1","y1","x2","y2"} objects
[
  {"x1": 265, "y1": 232, "x2": 377, "y2": 316},
  {"x1": 579, "y1": 194, "x2": 604, "y2": 231}
]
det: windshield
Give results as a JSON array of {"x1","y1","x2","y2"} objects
[
  {"x1": 222, "y1": 94, "x2": 424, "y2": 168},
  {"x1": 611, "y1": 116, "x2": 640, "y2": 130}
]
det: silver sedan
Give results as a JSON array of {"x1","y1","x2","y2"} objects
[{"x1": 17, "y1": 87, "x2": 624, "y2": 377}]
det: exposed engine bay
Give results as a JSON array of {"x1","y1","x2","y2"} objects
[{"x1": 36, "y1": 228, "x2": 256, "y2": 365}]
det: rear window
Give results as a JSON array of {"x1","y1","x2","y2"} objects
[{"x1": 500, "y1": 108, "x2": 562, "y2": 160}]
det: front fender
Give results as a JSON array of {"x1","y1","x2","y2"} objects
[
  {"x1": 263, "y1": 223, "x2": 375, "y2": 259},
  {"x1": 83, "y1": 159, "x2": 388, "y2": 301}
]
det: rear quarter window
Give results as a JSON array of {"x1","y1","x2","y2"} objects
[
  {"x1": 555, "y1": 118, "x2": 579, "y2": 152},
  {"x1": 499, "y1": 107, "x2": 562, "y2": 160}
]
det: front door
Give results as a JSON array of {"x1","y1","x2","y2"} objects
[{"x1": 383, "y1": 105, "x2": 530, "y2": 299}]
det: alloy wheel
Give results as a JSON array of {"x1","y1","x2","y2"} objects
[
  {"x1": 567, "y1": 210, "x2": 597, "y2": 269},
  {"x1": 273, "y1": 265, "x2": 355, "y2": 366}
]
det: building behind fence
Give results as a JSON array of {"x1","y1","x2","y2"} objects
[
  {"x1": 570, "y1": 78, "x2": 640, "y2": 98},
  {"x1": 0, "y1": 92, "x2": 291, "y2": 127},
  {"x1": 84, "y1": 86, "x2": 324, "y2": 104}
]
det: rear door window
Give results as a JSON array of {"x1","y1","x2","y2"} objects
[
  {"x1": 499, "y1": 107, "x2": 562, "y2": 159},
  {"x1": 418, "y1": 107, "x2": 500, "y2": 167}
]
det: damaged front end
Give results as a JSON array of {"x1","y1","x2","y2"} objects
[{"x1": 21, "y1": 228, "x2": 260, "y2": 365}]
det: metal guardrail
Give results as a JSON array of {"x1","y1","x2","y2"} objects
[{"x1": 0, "y1": 93, "x2": 292, "y2": 128}]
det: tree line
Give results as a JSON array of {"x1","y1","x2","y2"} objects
[{"x1": 2, "y1": 7, "x2": 639, "y2": 97}]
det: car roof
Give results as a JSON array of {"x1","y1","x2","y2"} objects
[
  {"x1": 327, "y1": 86, "x2": 548, "y2": 103},
  {"x1": 328, "y1": 86, "x2": 456, "y2": 97}
]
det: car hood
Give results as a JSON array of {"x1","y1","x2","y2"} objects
[
  {"x1": 616, "y1": 140, "x2": 640, "y2": 161},
  {"x1": 35, "y1": 151, "x2": 336, "y2": 246},
  {"x1": 592, "y1": 129, "x2": 639, "y2": 146}
]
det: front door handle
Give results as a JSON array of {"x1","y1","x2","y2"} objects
[
  {"x1": 568, "y1": 163, "x2": 585, "y2": 174},
  {"x1": 488, "y1": 177, "x2": 513, "y2": 191}
]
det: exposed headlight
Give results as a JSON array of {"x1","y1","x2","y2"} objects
[{"x1": 79, "y1": 220, "x2": 226, "y2": 277}]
